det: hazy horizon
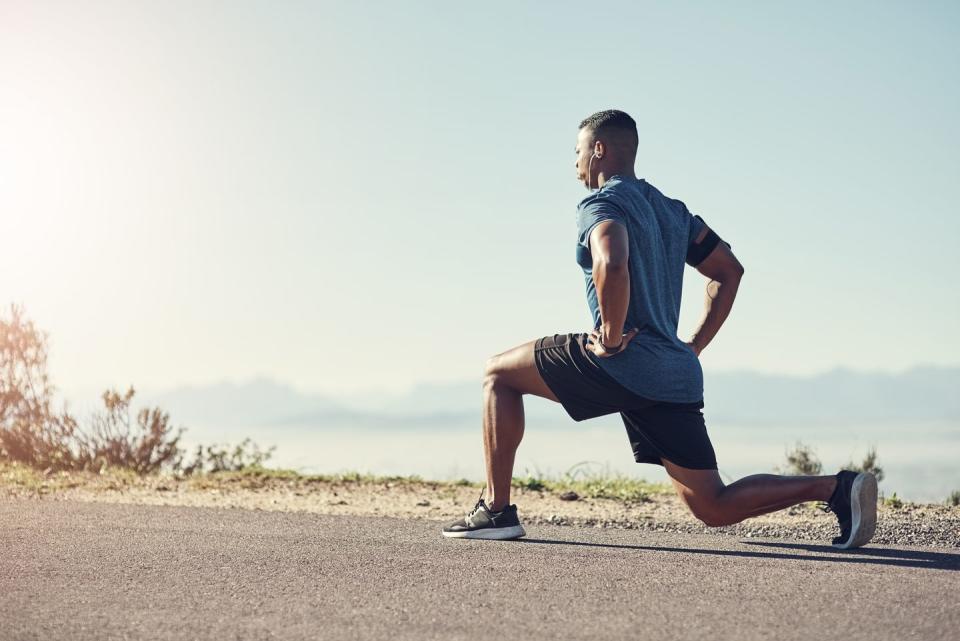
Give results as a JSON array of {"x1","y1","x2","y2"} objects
[{"x1": 55, "y1": 361, "x2": 960, "y2": 416}]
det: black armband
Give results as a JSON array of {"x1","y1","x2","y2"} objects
[{"x1": 685, "y1": 215, "x2": 731, "y2": 267}]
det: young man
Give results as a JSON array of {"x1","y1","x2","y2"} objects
[{"x1": 441, "y1": 109, "x2": 878, "y2": 550}]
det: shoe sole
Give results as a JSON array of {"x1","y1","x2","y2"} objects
[
  {"x1": 833, "y1": 472, "x2": 877, "y2": 550},
  {"x1": 441, "y1": 524, "x2": 526, "y2": 540}
]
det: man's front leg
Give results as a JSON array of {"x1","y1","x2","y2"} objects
[{"x1": 482, "y1": 338, "x2": 560, "y2": 511}]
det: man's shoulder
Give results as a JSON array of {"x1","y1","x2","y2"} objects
[
  {"x1": 577, "y1": 178, "x2": 631, "y2": 215},
  {"x1": 633, "y1": 178, "x2": 683, "y2": 211},
  {"x1": 579, "y1": 176, "x2": 662, "y2": 219}
]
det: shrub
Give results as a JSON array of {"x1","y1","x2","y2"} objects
[
  {"x1": 947, "y1": 490, "x2": 960, "y2": 507},
  {"x1": 842, "y1": 445, "x2": 885, "y2": 482},
  {"x1": 75, "y1": 386, "x2": 185, "y2": 474},
  {"x1": 178, "y1": 438, "x2": 276, "y2": 475},
  {"x1": 0, "y1": 303, "x2": 272, "y2": 475},
  {"x1": 513, "y1": 472, "x2": 547, "y2": 492},
  {"x1": 775, "y1": 441, "x2": 823, "y2": 476},
  {"x1": 1, "y1": 303, "x2": 92, "y2": 471}
]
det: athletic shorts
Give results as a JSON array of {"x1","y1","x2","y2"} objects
[{"x1": 533, "y1": 332, "x2": 718, "y2": 470}]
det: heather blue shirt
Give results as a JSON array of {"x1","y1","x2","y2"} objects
[{"x1": 576, "y1": 175, "x2": 707, "y2": 403}]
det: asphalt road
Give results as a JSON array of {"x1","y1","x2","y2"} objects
[{"x1": 1, "y1": 498, "x2": 957, "y2": 640}]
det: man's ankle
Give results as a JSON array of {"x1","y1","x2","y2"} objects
[
  {"x1": 824, "y1": 474, "x2": 839, "y2": 502},
  {"x1": 487, "y1": 500, "x2": 508, "y2": 512}
]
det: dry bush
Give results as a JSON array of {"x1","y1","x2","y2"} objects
[
  {"x1": 1, "y1": 303, "x2": 270, "y2": 475},
  {"x1": 0, "y1": 303, "x2": 82, "y2": 470},
  {"x1": 72, "y1": 386, "x2": 185, "y2": 474},
  {"x1": 179, "y1": 438, "x2": 276, "y2": 475},
  {"x1": 774, "y1": 441, "x2": 823, "y2": 476},
  {"x1": 843, "y1": 445, "x2": 885, "y2": 482}
]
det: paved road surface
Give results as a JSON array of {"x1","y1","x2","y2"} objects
[{"x1": 1, "y1": 498, "x2": 957, "y2": 640}]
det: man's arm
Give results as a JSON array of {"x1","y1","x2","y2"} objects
[
  {"x1": 688, "y1": 225, "x2": 744, "y2": 355},
  {"x1": 589, "y1": 220, "x2": 630, "y2": 347}
]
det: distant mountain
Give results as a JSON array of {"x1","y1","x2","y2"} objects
[
  {"x1": 138, "y1": 377, "x2": 340, "y2": 427},
  {"x1": 351, "y1": 364, "x2": 960, "y2": 425},
  {"x1": 133, "y1": 365, "x2": 960, "y2": 431},
  {"x1": 704, "y1": 365, "x2": 960, "y2": 424}
]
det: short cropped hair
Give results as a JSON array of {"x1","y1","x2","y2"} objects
[{"x1": 579, "y1": 109, "x2": 638, "y2": 153}]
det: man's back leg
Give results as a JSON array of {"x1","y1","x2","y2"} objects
[
  {"x1": 661, "y1": 457, "x2": 880, "y2": 548},
  {"x1": 661, "y1": 458, "x2": 837, "y2": 527}
]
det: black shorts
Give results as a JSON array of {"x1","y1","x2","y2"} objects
[{"x1": 533, "y1": 332, "x2": 718, "y2": 470}]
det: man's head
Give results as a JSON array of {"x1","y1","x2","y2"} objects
[{"x1": 575, "y1": 109, "x2": 638, "y2": 190}]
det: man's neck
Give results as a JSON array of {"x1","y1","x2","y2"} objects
[{"x1": 597, "y1": 167, "x2": 636, "y2": 188}]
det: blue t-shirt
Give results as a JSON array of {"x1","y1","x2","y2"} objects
[{"x1": 576, "y1": 175, "x2": 707, "y2": 403}]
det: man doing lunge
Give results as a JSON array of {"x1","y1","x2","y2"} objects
[{"x1": 442, "y1": 109, "x2": 878, "y2": 550}]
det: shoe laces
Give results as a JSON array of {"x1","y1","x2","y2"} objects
[
  {"x1": 819, "y1": 472, "x2": 846, "y2": 515},
  {"x1": 465, "y1": 488, "x2": 487, "y2": 521}
]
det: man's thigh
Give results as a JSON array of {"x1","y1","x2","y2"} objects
[{"x1": 485, "y1": 338, "x2": 560, "y2": 403}]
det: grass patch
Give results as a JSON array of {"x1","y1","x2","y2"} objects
[
  {"x1": 0, "y1": 460, "x2": 487, "y2": 494},
  {"x1": 0, "y1": 460, "x2": 143, "y2": 494},
  {"x1": 883, "y1": 491, "x2": 904, "y2": 509},
  {"x1": 2, "y1": 459, "x2": 670, "y2": 503},
  {"x1": 0, "y1": 460, "x2": 47, "y2": 491},
  {"x1": 512, "y1": 462, "x2": 671, "y2": 503},
  {"x1": 1, "y1": 458, "x2": 668, "y2": 502},
  {"x1": 184, "y1": 467, "x2": 445, "y2": 490}
]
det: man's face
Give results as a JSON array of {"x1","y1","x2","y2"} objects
[{"x1": 575, "y1": 127, "x2": 599, "y2": 189}]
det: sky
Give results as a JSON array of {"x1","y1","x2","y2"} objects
[{"x1": 1, "y1": 1, "x2": 958, "y2": 402}]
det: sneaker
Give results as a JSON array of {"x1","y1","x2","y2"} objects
[
  {"x1": 441, "y1": 490, "x2": 526, "y2": 540},
  {"x1": 820, "y1": 470, "x2": 878, "y2": 549}
]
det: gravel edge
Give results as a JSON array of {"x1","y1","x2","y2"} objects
[{"x1": 3, "y1": 469, "x2": 957, "y2": 549}]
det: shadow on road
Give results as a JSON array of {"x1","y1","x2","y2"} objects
[{"x1": 517, "y1": 537, "x2": 960, "y2": 571}]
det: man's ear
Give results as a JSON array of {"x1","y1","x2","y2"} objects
[{"x1": 594, "y1": 140, "x2": 605, "y2": 159}]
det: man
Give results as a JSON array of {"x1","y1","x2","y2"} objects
[{"x1": 441, "y1": 109, "x2": 878, "y2": 550}]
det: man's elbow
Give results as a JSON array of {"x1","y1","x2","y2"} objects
[{"x1": 717, "y1": 264, "x2": 744, "y2": 283}]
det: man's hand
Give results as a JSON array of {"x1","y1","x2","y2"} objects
[
  {"x1": 585, "y1": 327, "x2": 640, "y2": 358},
  {"x1": 684, "y1": 341, "x2": 702, "y2": 358}
]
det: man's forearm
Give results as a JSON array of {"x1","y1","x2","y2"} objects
[
  {"x1": 593, "y1": 261, "x2": 630, "y2": 345},
  {"x1": 690, "y1": 275, "x2": 742, "y2": 354}
]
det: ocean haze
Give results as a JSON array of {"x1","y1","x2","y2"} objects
[
  {"x1": 55, "y1": 366, "x2": 958, "y2": 504},
  {"x1": 119, "y1": 365, "x2": 960, "y2": 429}
]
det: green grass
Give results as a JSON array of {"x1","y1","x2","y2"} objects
[
  {"x1": 0, "y1": 460, "x2": 141, "y2": 493},
  {"x1": 882, "y1": 491, "x2": 904, "y2": 509},
  {"x1": 511, "y1": 461, "x2": 671, "y2": 502},
  {"x1": 233, "y1": 467, "x2": 431, "y2": 485},
  {"x1": 10, "y1": 459, "x2": 957, "y2": 509},
  {"x1": 0, "y1": 459, "x2": 667, "y2": 502}
]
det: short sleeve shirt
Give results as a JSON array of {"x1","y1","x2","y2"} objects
[{"x1": 575, "y1": 175, "x2": 705, "y2": 403}]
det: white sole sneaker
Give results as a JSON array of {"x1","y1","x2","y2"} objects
[
  {"x1": 833, "y1": 472, "x2": 878, "y2": 550},
  {"x1": 441, "y1": 524, "x2": 526, "y2": 540}
]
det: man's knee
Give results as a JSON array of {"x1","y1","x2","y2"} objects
[
  {"x1": 663, "y1": 461, "x2": 730, "y2": 527},
  {"x1": 682, "y1": 493, "x2": 732, "y2": 527},
  {"x1": 483, "y1": 356, "x2": 508, "y2": 390},
  {"x1": 481, "y1": 341, "x2": 558, "y2": 402}
]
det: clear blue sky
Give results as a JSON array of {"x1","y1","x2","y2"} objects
[{"x1": 1, "y1": 1, "x2": 957, "y2": 400}]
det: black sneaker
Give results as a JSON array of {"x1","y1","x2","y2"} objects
[
  {"x1": 820, "y1": 470, "x2": 878, "y2": 549},
  {"x1": 441, "y1": 490, "x2": 526, "y2": 540}
]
